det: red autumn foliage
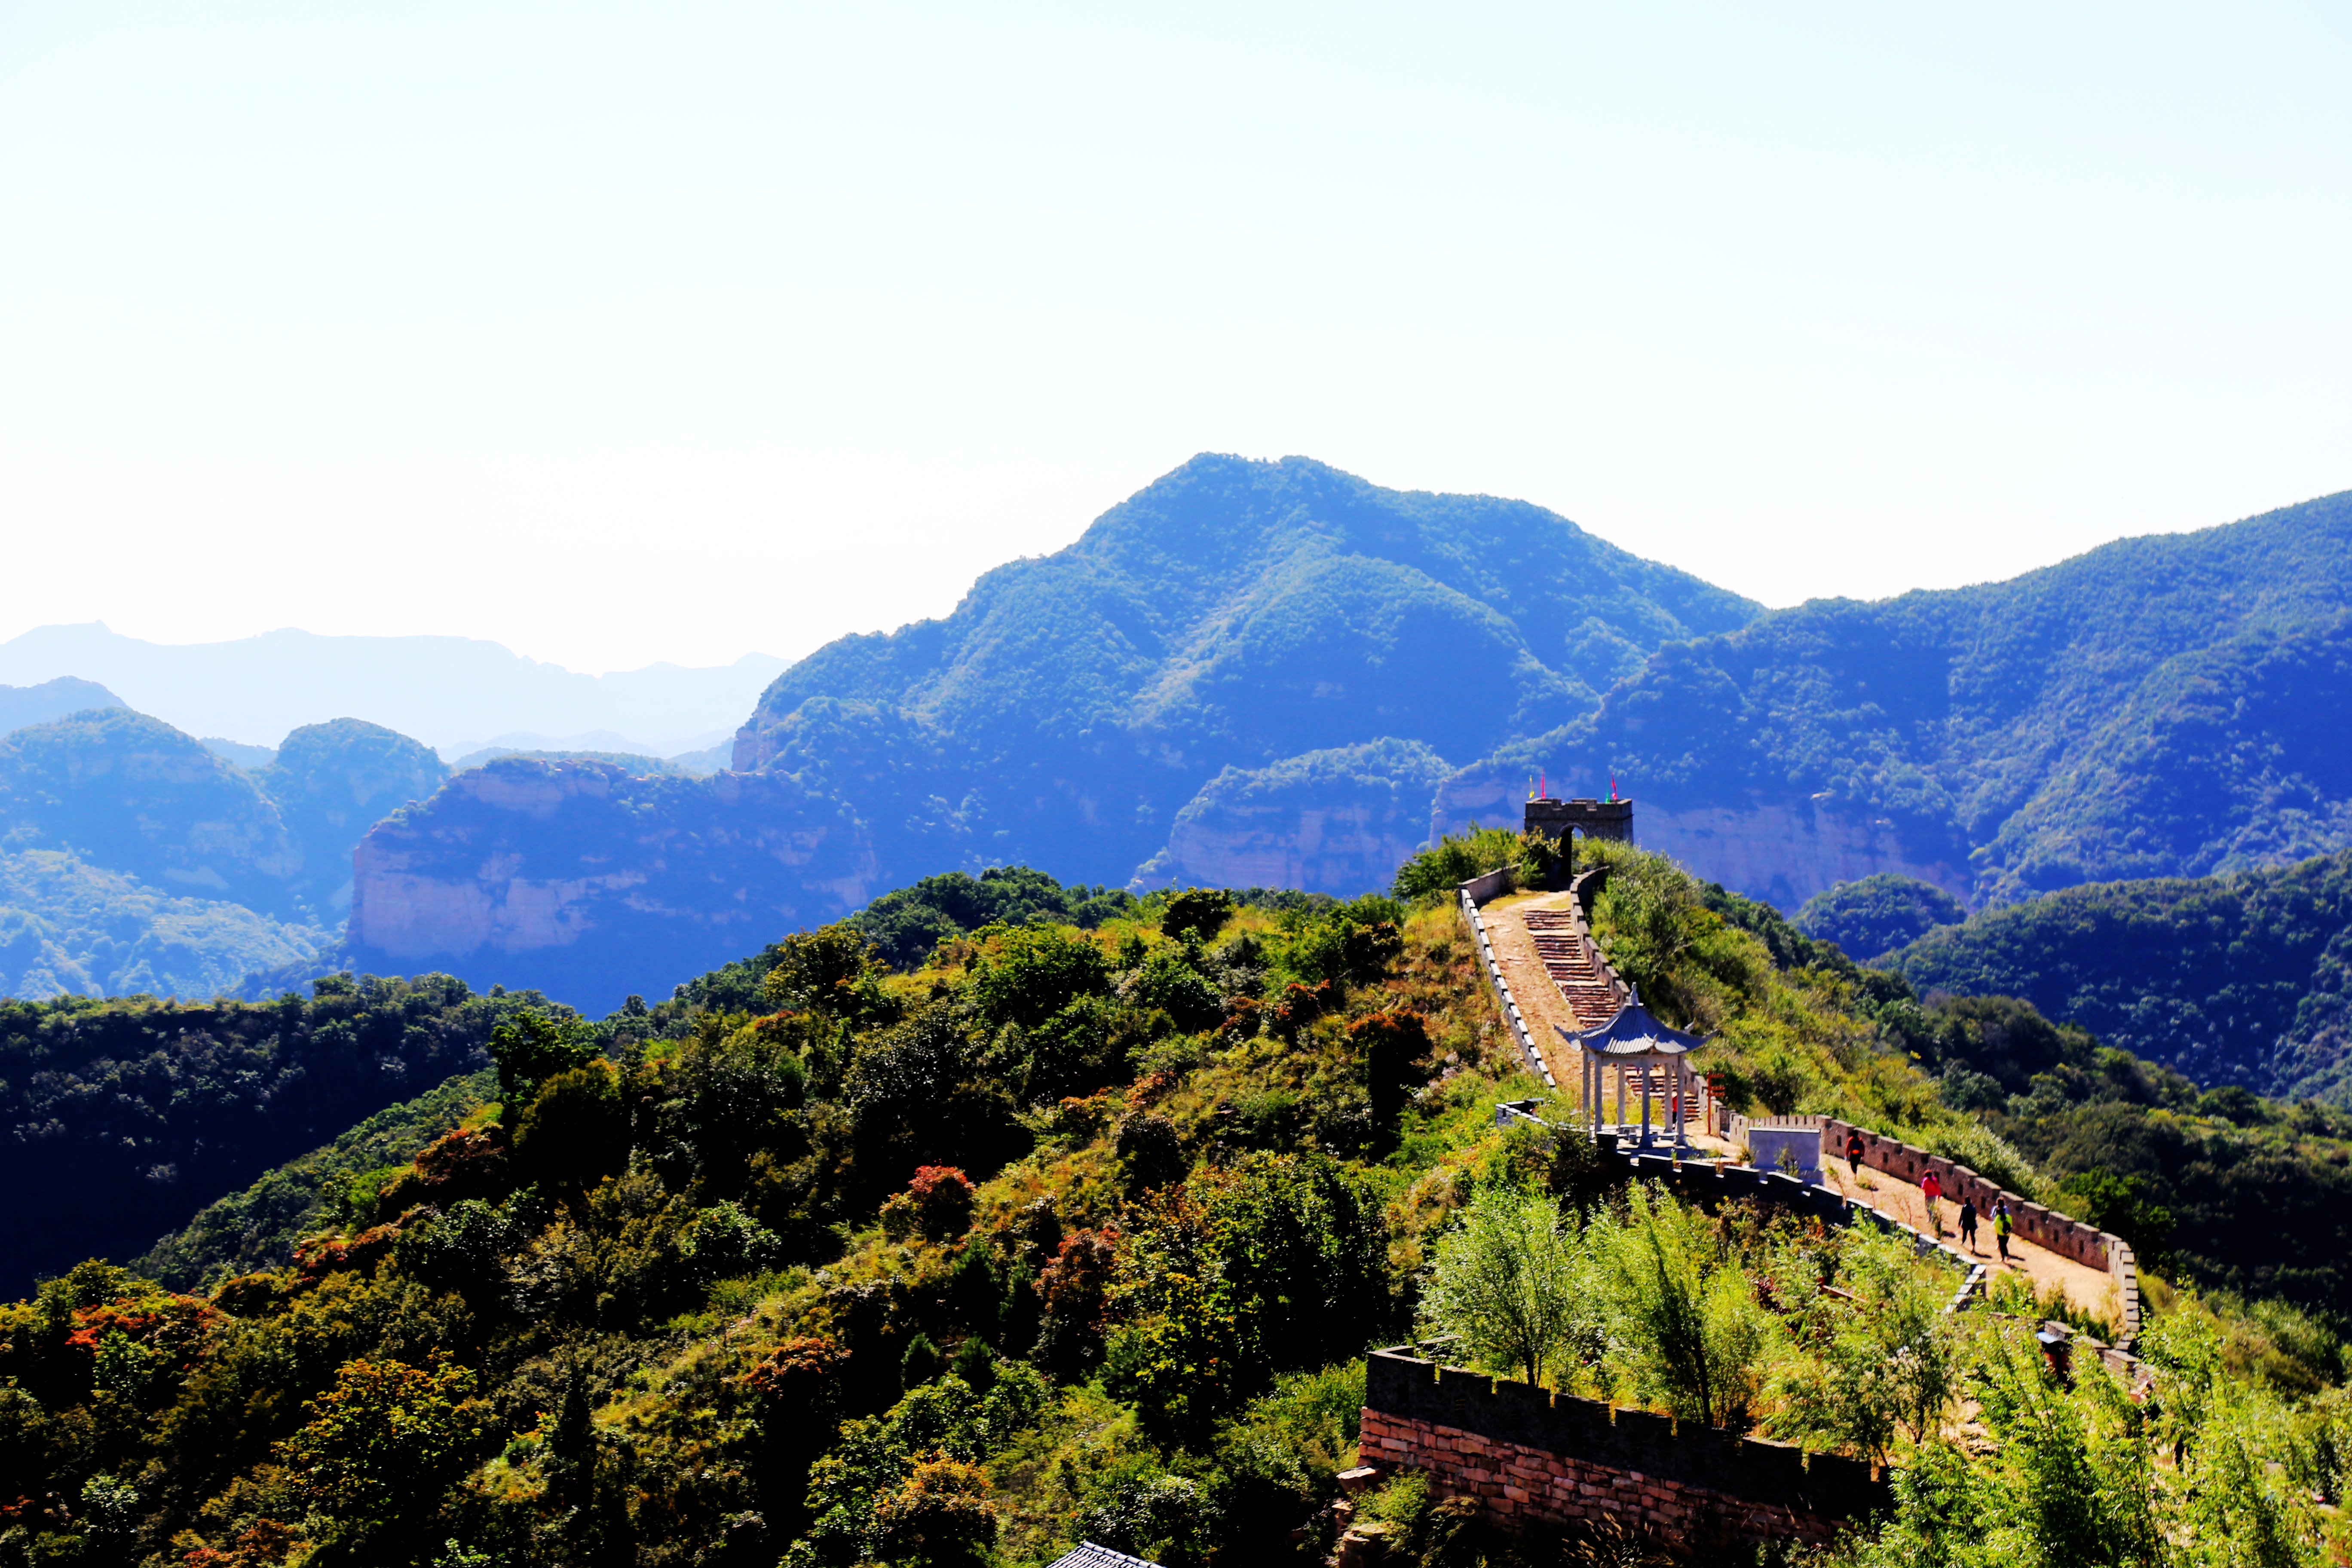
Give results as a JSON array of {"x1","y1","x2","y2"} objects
[
  {"x1": 906, "y1": 1166, "x2": 976, "y2": 1240},
  {"x1": 739, "y1": 1334, "x2": 849, "y2": 1405}
]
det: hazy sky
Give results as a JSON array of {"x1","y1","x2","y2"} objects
[{"x1": 5, "y1": 2, "x2": 2347, "y2": 674}]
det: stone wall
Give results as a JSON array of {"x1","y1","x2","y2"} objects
[
  {"x1": 1820, "y1": 1118, "x2": 2140, "y2": 1343},
  {"x1": 1361, "y1": 1350, "x2": 1889, "y2": 1548}
]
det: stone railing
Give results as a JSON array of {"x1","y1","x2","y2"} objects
[
  {"x1": 1457, "y1": 870, "x2": 1557, "y2": 1092},
  {"x1": 1361, "y1": 1348, "x2": 1889, "y2": 1549}
]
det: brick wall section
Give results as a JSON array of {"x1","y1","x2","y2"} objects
[
  {"x1": 1363, "y1": 1351, "x2": 1889, "y2": 1547},
  {"x1": 1820, "y1": 1118, "x2": 2140, "y2": 1342}
]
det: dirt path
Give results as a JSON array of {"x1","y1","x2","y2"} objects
[
  {"x1": 1480, "y1": 889, "x2": 1586, "y2": 1096},
  {"x1": 1816, "y1": 1158, "x2": 2119, "y2": 1325}
]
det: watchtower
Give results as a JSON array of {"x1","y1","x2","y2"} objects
[{"x1": 1524, "y1": 796, "x2": 1634, "y2": 843}]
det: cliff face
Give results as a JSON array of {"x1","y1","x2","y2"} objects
[
  {"x1": 1435, "y1": 769, "x2": 1973, "y2": 911},
  {"x1": 348, "y1": 759, "x2": 878, "y2": 1012},
  {"x1": 1146, "y1": 738, "x2": 1454, "y2": 896}
]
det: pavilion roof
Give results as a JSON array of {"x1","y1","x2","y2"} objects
[{"x1": 1556, "y1": 990, "x2": 1711, "y2": 1057}]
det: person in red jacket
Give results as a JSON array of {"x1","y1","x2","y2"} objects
[{"x1": 1921, "y1": 1169, "x2": 1943, "y2": 1236}]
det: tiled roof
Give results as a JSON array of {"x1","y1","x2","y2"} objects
[{"x1": 1047, "y1": 1545, "x2": 1158, "y2": 1568}]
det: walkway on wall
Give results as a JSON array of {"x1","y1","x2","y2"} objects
[
  {"x1": 1478, "y1": 888, "x2": 1590, "y2": 1085},
  {"x1": 1814, "y1": 1156, "x2": 2118, "y2": 1324}
]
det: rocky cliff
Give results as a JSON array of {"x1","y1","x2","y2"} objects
[{"x1": 348, "y1": 759, "x2": 879, "y2": 1012}]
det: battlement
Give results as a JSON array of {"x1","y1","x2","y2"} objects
[
  {"x1": 1362, "y1": 1347, "x2": 1889, "y2": 1547},
  {"x1": 1524, "y1": 797, "x2": 1634, "y2": 842}
]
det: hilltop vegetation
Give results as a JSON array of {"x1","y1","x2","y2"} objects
[
  {"x1": 0, "y1": 849, "x2": 329, "y2": 1003},
  {"x1": 1890, "y1": 848, "x2": 2352, "y2": 1103},
  {"x1": 0, "y1": 677, "x2": 124, "y2": 735},
  {"x1": 0, "y1": 976, "x2": 559, "y2": 1295},
  {"x1": 17, "y1": 837, "x2": 2352, "y2": 1563}
]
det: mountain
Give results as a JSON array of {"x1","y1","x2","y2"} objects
[
  {"x1": 346, "y1": 456, "x2": 1758, "y2": 1008},
  {"x1": 1794, "y1": 873, "x2": 1965, "y2": 962},
  {"x1": 1440, "y1": 489, "x2": 2352, "y2": 910},
  {"x1": 255, "y1": 718, "x2": 450, "y2": 916},
  {"x1": 0, "y1": 709, "x2": 304, "y2": 913},
  {"x1": 0, "y1": 675, "x2": 124, "y2": 734},
  {"x1": 0, "y1": 623, "x2": 789, "y2": 752},
  {"x1": 0, "y1": 711, "x2": 449, "y2": 998},
  {"x1": 0, "y1": 849, "x2": 329, "y2": 1001},
  {"x1": 1885, "y1": 848, "x2": 2352, "y2": 1103}
]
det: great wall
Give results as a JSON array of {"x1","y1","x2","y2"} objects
[{"x1": 1363, "y1": 795, "x2": 2147, "y2": 1550}]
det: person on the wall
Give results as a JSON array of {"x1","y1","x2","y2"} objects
[
  {"x1": 1921, "y1": 1168, "x2": 1943, "y2": 1236},
  {"x1": 1958, "y1": 1196, "x2": 1980, "y2": 1253},
  {"x1": 1845, "y1": 1129, "x2": 1865, "y2": 1175},
  {"x1": 1994, "y1": 1200, "x2": 2014, "y2": 1263}
]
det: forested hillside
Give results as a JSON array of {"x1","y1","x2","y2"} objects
[
  {"x1": 1445, "y1": 490, "x2": 2352, "y2": 910},
  {"x1": 14, "y1": 843, "x2": 2352, "y2": 1564},
  {"x1": 1888, "y1": 848, "x2": 2352, "y2": 1103},
  {"x1": 0, "y1": 977, "x2": 554, "y2": 1294}
]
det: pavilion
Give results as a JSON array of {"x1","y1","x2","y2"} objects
[{"x1": 1556, "y1": 989, "x2": 1710, "y2": 1152}]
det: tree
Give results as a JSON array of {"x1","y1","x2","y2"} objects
[
  {"x1": 762, "y1": 922, "x2": 892, "y2": 1022},
  {"x1": 1417, "y1": 1185, "x2": 1590, "y2": 1387},
  {"x1": 1161, "y1": 888, "x2": 1234, "y2": 943},
  {"x1": 275, "y1": 1356, "x2": 479, "y2": 1548},
  {"x1": 487, "y1": 1008, "x2": 597, "y2": 1106}
]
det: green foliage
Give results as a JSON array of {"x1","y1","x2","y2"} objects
[
  {"x1": 276, "y1": 1356, "x2": 481, "y2": 1547},
  {"x1": 0, "y1": 846, "x2": 330, "y2": 1002},
  {"x1": 1891, "y1": 848, "x2": 2352, "y2": 1103},
  {"x1": 138, "y1": 1069, "x2": 496, "y2": 1289},
  {"x1": 965, "y1": 924, "x2": 1112, "y2": 1033},
  {"x1": 487, "y1": 1008, "x2": 599, "y2": 1106},
  {"x1": 1589, "y1": 1189, "x2": 1778, "y2": 1429},
  {"x1": 0, "y1": 973, "x2": 550, "y2": 1297},
  {"x1": 1797, "y1": 874, "x2": 1967, "y2": 961},
  {"x1": 759, "y1": 922, "x2": 894, "y2": 1021},
  {"x1": 1416, "y1": 1184, "x2": 1592, "y2": 1387},
  {"x1": 1392, "y1": 824, "x2": 1525, "y2": 900},
  {"x1": 851, "y1": 864, "x2": 1137, "y2": 971}
]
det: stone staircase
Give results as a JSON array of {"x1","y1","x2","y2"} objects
[{"x1": 1522, "y1": 908, "x2": 1621, "y2": 1029}]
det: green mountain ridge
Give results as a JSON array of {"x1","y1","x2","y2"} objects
[
  {"x1": 1884, "y1": 848, "x2": 2352, "y2": 1102},
  {"x1": 1441, "y1": 487, "x2": 2352, "y2": 909}
]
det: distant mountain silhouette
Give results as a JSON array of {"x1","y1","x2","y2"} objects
[
  {"x1": 0, "y1": 676, "x2": 123, "y2": 735},
  {"x1": 0, "y1": 624, "x2": 787, "y2": 753}
]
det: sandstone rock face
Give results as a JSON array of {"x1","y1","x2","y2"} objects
[
  {"x1": 1143, "y1": 738, "x2": 1451, "y2": 896},
  {"x1": 350, "y1": 759, "x2": 879, "y2": 1012},
  {"x1": 1435, "y1": 770, "x2": 1971, "y2": 912}
]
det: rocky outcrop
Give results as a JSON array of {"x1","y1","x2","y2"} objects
[
  {"x1": 1140, "y1": 738, "x2": 1452, "y2": 895},
  {"x1": 1435, "y1": 767, "x2": 1972, "y2": 912},
  {"x1": 349, "y1": 759, "x2": 880, "y2": 1012}
]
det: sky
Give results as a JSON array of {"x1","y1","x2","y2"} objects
[{"x1": 3, "y1": 1, "x2": 2348, "y2": 675}]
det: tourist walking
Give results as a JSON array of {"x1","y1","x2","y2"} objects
[
  {"x1": 1958, "y1": 1197, "x2": 1979, "y2": 1251},
  {"x1": 1921, "y1": 1169, "x2": 1943, "y2": 1235},
  {"x1": 1846, "y1": 1129, "x2": 1865, "y2": 1175},
  {"x1": 1993, "y1": 1200, "x2": 2013, "y2": 1262}
]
